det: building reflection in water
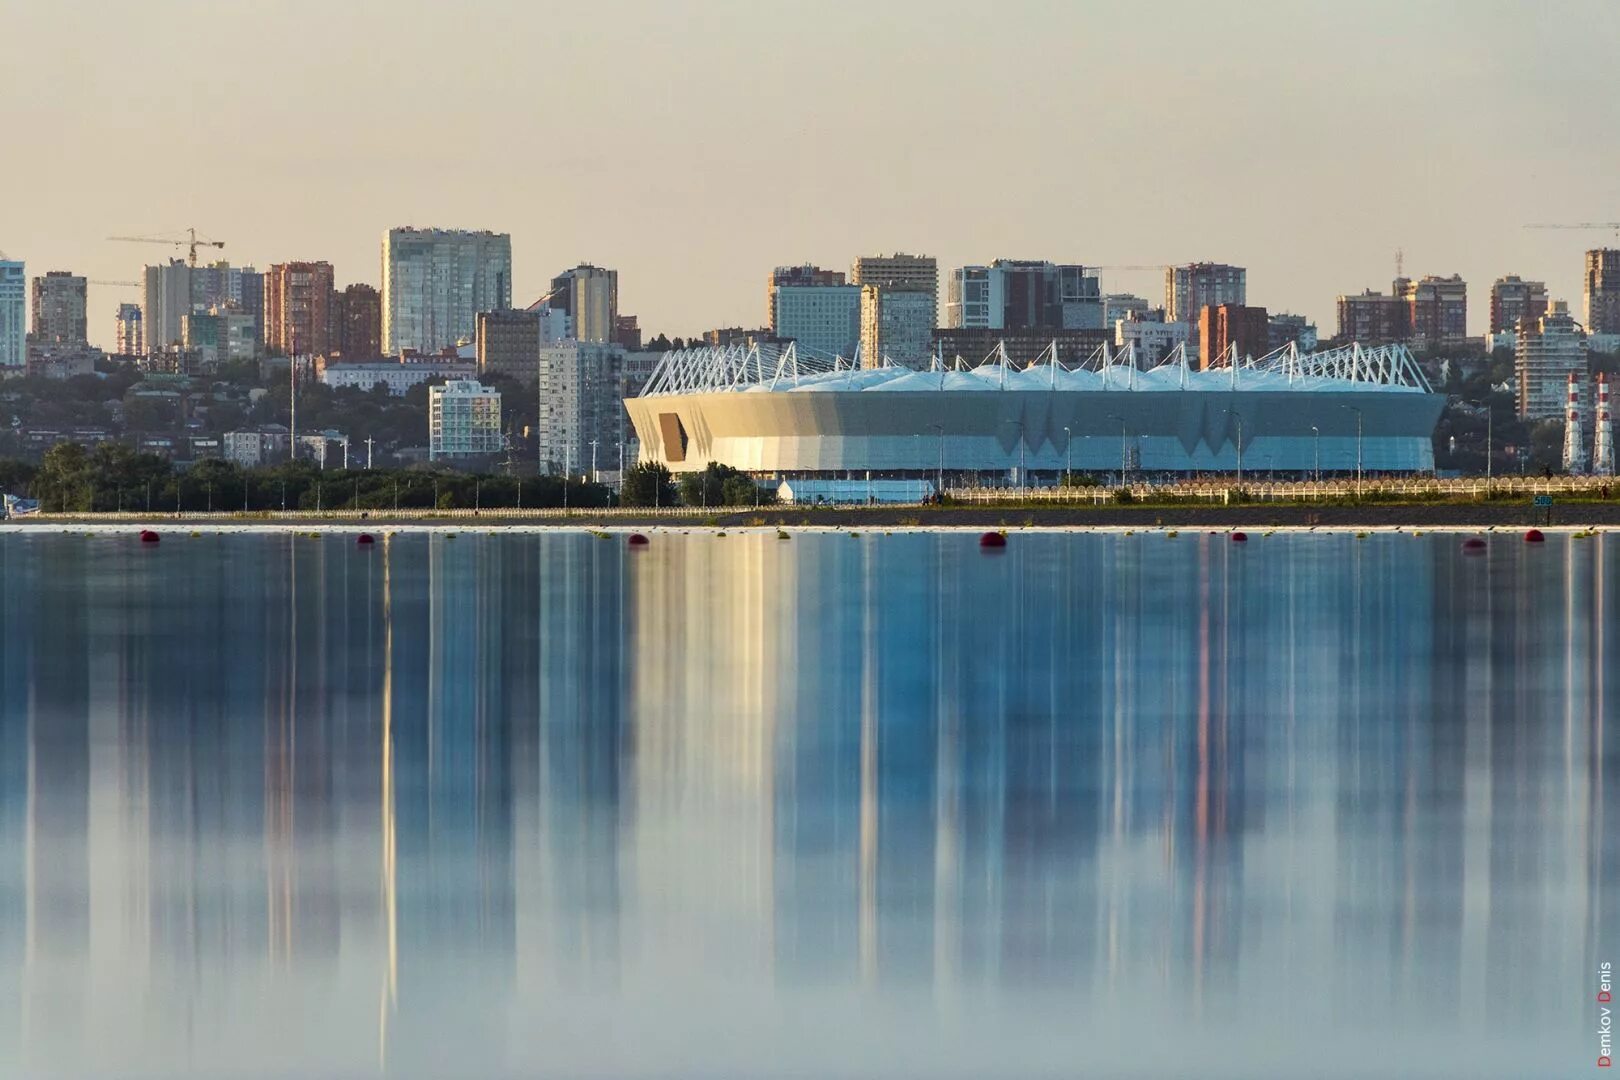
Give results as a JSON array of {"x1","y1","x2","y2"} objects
[{"x1": 0, "y1": 531, "x2": 1614, "y2": 1076}]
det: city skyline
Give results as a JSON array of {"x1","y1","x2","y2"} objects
[{"x1": 3, "y1": 0, "x2": 1618, "y2": 349}]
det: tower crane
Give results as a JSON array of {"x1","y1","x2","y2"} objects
[
  {"x1": 1524, "y1": 222, "x2": 1620, "y2": 242},
  {"x1": 89, "y1": 280, "x2": 140, "y2": 288},
  {"x1": 107, "y1": 228, "x2": 225, "y2": 267}
]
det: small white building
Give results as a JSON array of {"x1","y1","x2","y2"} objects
[{"x1": 429, "y1": 379, "x2": 502, "y2": 460}]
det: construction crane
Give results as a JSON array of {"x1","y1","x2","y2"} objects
[
  {"x1": 90, "y1": 279, "x2": 140, "y2": 287},
  {"x1": 107, "y1": 227, "x2": 225, "y2": 267},
  {"x1": 1525, "y1": 222, "x2": 1620, "y2": 242}
]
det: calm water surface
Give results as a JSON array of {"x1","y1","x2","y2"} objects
[{"x1": 0, "y1": 529, "x2": 1616, "y2": 1078}]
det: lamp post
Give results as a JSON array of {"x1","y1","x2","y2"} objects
[
  {"x1": 1342, "y1": 405, "x2": 1363, "y2": 499},
  {"x1": 1310, "y1": 425, "x2": 1320, "y2": 483},
  {"x1": 1063, "y1": 425, "x2": 1072, "y2": 487}
]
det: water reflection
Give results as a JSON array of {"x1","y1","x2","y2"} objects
[{"x1": 0, "y1": 531, "x2": 1615, "y2": 1077}]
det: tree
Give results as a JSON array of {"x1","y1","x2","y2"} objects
[
  {"x1": 621, "y1": 462, "x2": 676, "y2": 507},
  {"x1": 0, "y1": 458, "x2": 36, "y2": 495},
  {"x1": 679, "y1": 461, "x2": 767, "y2": 506},
  {"x1": 32, "y1": 443, "x2": 94, "y2": 512}
]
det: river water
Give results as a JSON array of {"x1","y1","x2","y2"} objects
[{"x1": 0, "y1": 529, "x2": 1614, "y2": 1078}]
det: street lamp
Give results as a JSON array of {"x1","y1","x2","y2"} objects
[
  {"x1": 1341, "y1": 405, "x2": 1363, "y2": 499},
  {"x1": 1063, "y1": 425, "x2": 1072, "y2": 486},
  {"x1": 1310, "y1": 425, "x2": 1320, "y2": 483}
]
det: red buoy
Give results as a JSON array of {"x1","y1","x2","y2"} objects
[
  {"x1": 1230, "y1": 531, "x2": 1248, "y2": 543},
  {"x1": 628, "y1": 533, "x2": 650, "y2": 547},
  {"x1": 979, "y1": 531, "x2": 1007, "y2": 548},
  {"x1": 356, "y1": 532, "x2": 376, "y2": 546},
  {"x1": 138, "y1": 529, "x2": 160, "y2": 544},
  {"x1": 1524, "y1": 528, "x2": 1545, "y2": 543},
  {"x1": 1462, "y1": 537, "x2": 1487, "y2": 554}
]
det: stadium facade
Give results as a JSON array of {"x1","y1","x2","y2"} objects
[{"x1": 624, "y1": 341, "x2": 1444, "y2": 477}]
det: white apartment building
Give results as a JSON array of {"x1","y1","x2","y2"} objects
[
  {"x1": 536, "y1": 341, "x2": 626, "y2": 476},
  {"x1": 0, "y1": 258, "x2": 24, "y2": 370},
  {"x1": 320, "y1": 357, "x2": 475, "y2": 396},
  {"x1": 860, "y1": 286, "x2": 934, "y2": 369},
  {"x1": 1115, "y1": 317, "x2": 1191, "y2": 362},
  {"x1": 771, "y1": 283, "x2": 861, "y2": 357},
  {"x1": 383, "y1": 228, "x2": 512, "y2": 355},
  {"x1": 429, "y1": 380, "x2": 503, "y2": 460},
  {"x1": 1516, "y1": 301, "x2": 1589, "y2": 421}
]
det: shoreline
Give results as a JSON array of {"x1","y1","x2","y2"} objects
[{"x1": 3, "y1": 502, "x2": 1617, "y2": 534}]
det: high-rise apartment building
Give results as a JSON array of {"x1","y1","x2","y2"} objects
[
  {"x1": 141, "y1": 259, "x2": 260, "y2": 350},
  {"x1": 851, "y1": 253, "x2": 938, "y2": 324},
  {"x1": 860, "y1": 286, "x2": 934, "y2": 369},
  {"x1": 1517, "y1": 301, "x2": 1588, "y2": 420},
  {"x1": 31, "y1": 271, "x2": 87, "y2": 345},
  {"x1": 548, "y1": 265, "x2": 617, "y2": 344},
  {"x1": 536, "y1": 341, "x2": 626, "y2": 475},
  {"x1": 1489, "y1": 275, "x2": 1548, "y2": 334},
  {"x1": 1198, "y1": 304, "x2": 1270, "y2": 368},
  {"x1": 0, "y1": 258, "x2": 24, "y2": 370},
  {"x1": 476, "y1": 309, "x2": 541, "y2": 382},
  {"x1": 1164, "y1": 263, "x2": 1246, "y2": 324},
  {"x1": 771, "y1": 281, "x2": 861, "y2": 357},
  {"x1": 946, "y1": 261, "x2": 1102, "y2": 330},
  {"x1": 264, "y1": 261, "x2": 334, "y2": 356},
  {"x1": 1397, "y1": 274, "x2": 1467, "y2": 348},
  {"x1": 191, "y1": 261, "x2": 263, "y2": 348},
  {"x1": 143, "y1": 259, "x2": 191, "y2": 349},
  {"x1": 1586, "y1": 250, "x2": 1620, "y2": 335},
  {"x1": 766, "y1": 265, "x2": 845, "y2": 328},
  {"x1": 382, "y1": 227, "x2": 512, "y2": 354},
  {"x1": 334, "y1": 283, "x2": 381, "y2": 358},
  {"x1": 1336, "y1": 288, "x2": 1409, "y2": 343},
  {"x1": 115, "y1": 303, "x2": 143, "y2": 355},
  {"x1": 428, "y1": 379, "x2": 504, "y2": 461}
]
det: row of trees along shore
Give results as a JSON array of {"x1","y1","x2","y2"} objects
[{"x1": 2, "y1": 446, "x2": 775, "y2": 513}]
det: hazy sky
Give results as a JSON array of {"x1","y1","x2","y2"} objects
[{"x1": 4, "y1": 0, "x2": 1619, "y2": 348}]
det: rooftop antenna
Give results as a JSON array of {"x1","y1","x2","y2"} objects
[{"x1": 1395, "y1": 247, "x2": 1404, "y2": 280}]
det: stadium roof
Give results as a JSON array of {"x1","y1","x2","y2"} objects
[{"x1": 640, "y1": 340, "x2": 1434, "y2": 399}]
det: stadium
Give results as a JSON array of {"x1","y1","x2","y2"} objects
[{"x1": 624, "y1": 341, "x2": 1445, "y2": 479}]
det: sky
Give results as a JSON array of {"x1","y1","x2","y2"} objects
[{"x1": 3, "y1": 0, "x2": 1619, "y2": 349}]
